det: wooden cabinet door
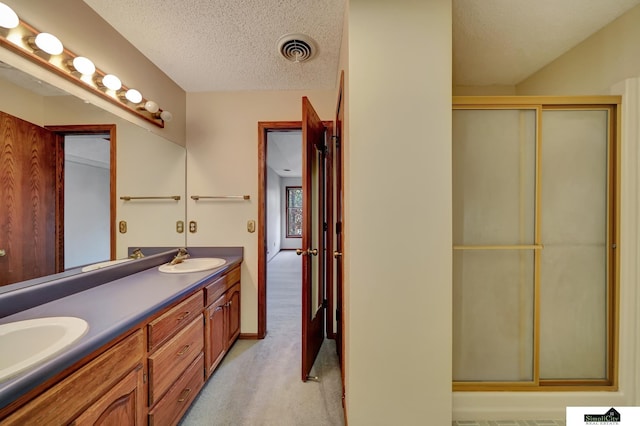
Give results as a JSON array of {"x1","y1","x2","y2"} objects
[
  {"x1": 205, "y1": 294, "x2": 227, "y2": 376},
  {"x1": 226, "y1": 283, "x2": 241, "y2": 347},
  {"x1": 71, "y1": 366, "x2": 144, "y2": 426},
  {"x1": 2, "y1": 331, "x2": 143, "y2": 426}
]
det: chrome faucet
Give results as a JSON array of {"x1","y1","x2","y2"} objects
[
  {"x1": 169, "y1": 247, "x2": 189, "y2": 265},
  {"x1": 129, "y1": 248, "x2": 145, "y2": 259}
]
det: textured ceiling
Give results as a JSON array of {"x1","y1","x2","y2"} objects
[
  {"x1": 82, "y1": 0, "x2": 346, "y2": 92},
  {"x1": 82, "y1": 0, "x2": 640, "y2": 92}
]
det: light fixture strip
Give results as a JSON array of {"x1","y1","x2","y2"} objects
[{"x1": 0, "y1": 13, "x2": 169, "y2": 127}]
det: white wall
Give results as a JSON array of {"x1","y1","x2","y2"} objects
[
  {"x1": 186, "y1": 90, "x2": 336, "y2": 335},
  {"x1": 345, "y1": 0, "x2": 452, "y2": 424},
  {"x1": 280, "y1": 177, "x2": 303, "y2": 250},
  {"x1": 64, "y1": 160, "x2": 110, "y2": 268},
  {"x1": 266, "y1": 166, "x2": 282, "y2": 262}
]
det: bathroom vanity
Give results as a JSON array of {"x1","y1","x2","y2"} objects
[{"x1": 0, "y1": 247, "x2": 243, "y2": 425}]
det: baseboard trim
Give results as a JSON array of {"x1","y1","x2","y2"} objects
[{"x1": 239, "y1": 333, "x2": 261, "y2": 340}]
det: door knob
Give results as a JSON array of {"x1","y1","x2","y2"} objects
[
  {"x1": 333, "y1": 251, "x2": 342, "y2": 258},
  {"x1": 0, "y1": 249, "x2": 5, "y2": 257},
  {"x1": 296, "y1": 248, "x2": 318, "y2": 256}
]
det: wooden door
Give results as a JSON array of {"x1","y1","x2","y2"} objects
[
  {"x1": 334, "y1": 72, "x2": 345, "y2": 367},
  {"x1": 0, "y1": 111, "x2": 57, "y2": 286},
  {"x1": 300, "y1": 97, "x2": 326, "y2": 381}
]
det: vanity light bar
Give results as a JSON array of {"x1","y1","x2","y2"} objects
[
  {"x1": 0, "y1": 2, "x2": 18, "y2": 29},
  {"x1": 0, "y1": 3, "x2": 172, "y2": 127}
]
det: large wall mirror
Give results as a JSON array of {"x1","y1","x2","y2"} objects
[{"x1": 0, "y1": 60, "x2": 186, "y2": 289}]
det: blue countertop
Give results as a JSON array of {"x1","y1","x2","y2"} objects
[{"x1": 0, "y1": 247, "x2": 243, "y2": 410}]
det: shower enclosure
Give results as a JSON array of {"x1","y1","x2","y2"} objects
[{"x1": 452, "y1": 97, "x2": 619, "y2": 390}]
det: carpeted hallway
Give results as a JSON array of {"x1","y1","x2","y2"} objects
[{"x1": 180, "y1": 250, "x2": 345, "y2": 426}]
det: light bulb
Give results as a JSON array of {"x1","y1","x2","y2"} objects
[
  {"x1": 101, "y1": 74, "x2": 121, "y2": 91},
  {"x1": 0, "y1": 2, "x2": 19, "y2": 29},
  {"x1": 71, "y1": 56, "x2": 95, "y2": 76},
  {"x1": 34, "y1": 33, "x2": 64, "y2": 55},
  {"x1": 125, "y1": 89, "x2": 142, "y2": 104},
  {"x1": 160, "y1": 110, "x2": 173, "y2": 122},
  {"x1": 144, "y1": 100, "x2": 159, "y2": 113}
]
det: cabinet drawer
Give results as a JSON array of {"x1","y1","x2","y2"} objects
[
  {"x1": 3, "y1": 330, "x2": 143, "y2": 426},
  {"x1": 148, "y1": 315, "x2": 203, "y2": 405},
  {"x1": 204, "y1": 266, "x2": 240, "y2": 307},
  {"x1": 148, "y1": 291, "x2": 203, "y2": 351},
  {"x1": 148, "y1": 353, "x2": 205, "y2": 426}
]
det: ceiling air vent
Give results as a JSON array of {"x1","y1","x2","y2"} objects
[{"x1": 277, "y1": 34, "x2": 317, "y2": 63}]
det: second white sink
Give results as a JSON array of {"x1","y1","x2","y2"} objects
[
  {"x1": 0, "y1": 317, "x2": 89, "y2": 382},
  {"x1": 158, "y1": 257, "x2": 227, "y2": 274}
]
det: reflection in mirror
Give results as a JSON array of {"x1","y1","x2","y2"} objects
[
  {"x1": 64, "y1": 133, "x2": 111, "y2": 269},
  {"x1": 0, "y1": 61, "x2": 186, "y2": 289}
]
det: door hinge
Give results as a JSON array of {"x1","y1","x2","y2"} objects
[
  {"x1": 331, "y1": 135, "x2": 341, "y2": 148},
  {"x1": 323, "y1": 222, "x2": 328, "y2": 231},
  {"x1": 336, "y1": 309, "x2": 340, "y2": 322},
  {"x1": 335, "y1": 222, "x2": 342, "y2": 234},
  {"x1": 316, "y1": 143, "x2": 327, "y2": 154},
  {"x1": 322, "y1": 299, "x2": 327, "y2": 309}
]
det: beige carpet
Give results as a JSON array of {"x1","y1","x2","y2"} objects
[{"x1": 180, "y1": 250, "x2": 345, "y2": 426}]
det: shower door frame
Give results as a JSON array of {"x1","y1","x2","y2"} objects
[{"x1": 452, "y1": 96, "x2": 620, "y2": 392}]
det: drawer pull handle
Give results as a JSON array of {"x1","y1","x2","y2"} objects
[
  {"x1": 176, "y1": 311, "x2": 190, "y2": 321},
  {"x1": 177, "y1": 344, "x2": 191, "y2": 356},
  {"x1": 178, "y1": 387, "x2": 192, "y2": 403}
]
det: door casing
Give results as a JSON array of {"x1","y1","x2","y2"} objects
[
  {"x1": 257, "y1": 120, "x2": 333, "y2": 340},
  {"x1": 46, "y1": 124, "x2": 117, "y2": 270}
]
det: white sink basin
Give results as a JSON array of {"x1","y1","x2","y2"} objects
[
  {"x1": 81, "y1": 258, "x2": 134, "y2": 272},
  {"x1": 158, "y1": 257, "x2": 227, "y2": 274},
  {"x1": 0, "y1": 317, "x2": 89, "y2": 382}
]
